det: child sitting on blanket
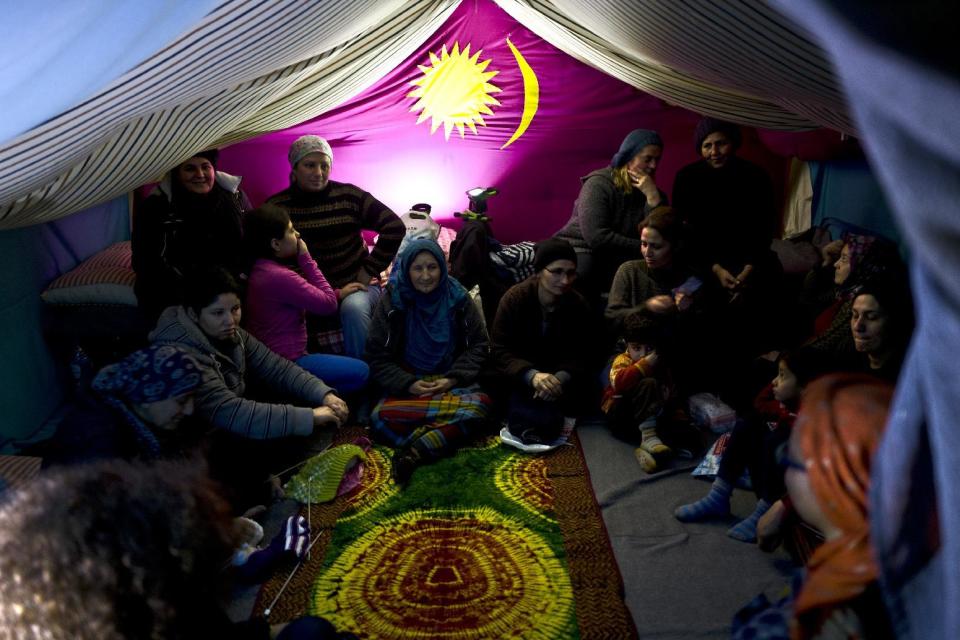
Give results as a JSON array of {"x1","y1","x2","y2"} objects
[
  {"x1": 602, "y1": 311, "x2": 672, "y2": 473},
  {"x1": 675, "y1": 348, "x2": 826, "y2": 542}
]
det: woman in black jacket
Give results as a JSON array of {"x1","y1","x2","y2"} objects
[{"x1": 489, "y1": 239, "x2": 599, "y2": 445}]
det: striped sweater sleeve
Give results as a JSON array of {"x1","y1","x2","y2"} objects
[{"x1": 358, "y1": 191, "x2": 404, "y2": 277}]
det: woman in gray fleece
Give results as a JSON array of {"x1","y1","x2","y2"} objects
[
  {"x1": 149, "y1": 267, "x2": 347, "y2": 440},
  {"x1": 553, "y1": 128, "x2": 668, "y2": 298},
  {"x1": 149, "y1": 267, "x2": 350, "y2": 507}
]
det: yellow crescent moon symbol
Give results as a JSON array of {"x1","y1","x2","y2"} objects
[{"x1": 501, "y1": 38, "x2": 539, "y2": 150}]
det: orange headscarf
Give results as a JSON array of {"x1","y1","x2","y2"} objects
[{"x1": 790, "y1": 374, "x2": 894, "y2": 639}]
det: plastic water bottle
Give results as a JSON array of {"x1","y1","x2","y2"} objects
[{"x1": 70, "y1": 346, "x2": 91, "y2": 386}]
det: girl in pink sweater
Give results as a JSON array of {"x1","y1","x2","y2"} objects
[{"x1": 243, "y1": 205, "x2": 369, "y2": 393}]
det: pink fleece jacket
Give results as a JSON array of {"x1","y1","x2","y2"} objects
[{"x1": 245, "y1": 253, "x2": 338, "y2": 360}]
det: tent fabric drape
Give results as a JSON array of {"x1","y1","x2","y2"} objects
[
  {"x1": 781, "y1": 158, "x2": 813, "y2": 237},
  {"x1": 772, "y1": 1, "x2": 960, "y2": 638},
  {"x1": 0, "y1": 0, "x2": 461, "y2": 230},
  {"x1": 492, "y1": 0, "x2": 852, "y2": 133},
  {"x1": 0, "y1": 0, "x2": 222, "y2": 146},
  {"x1": 0, "y1": 0, "x2": 852, "y2": 231}
]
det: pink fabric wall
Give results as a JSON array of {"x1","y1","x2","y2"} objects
[{"x1": 219, "y1": 0, "x2": 834, "y2": 244}]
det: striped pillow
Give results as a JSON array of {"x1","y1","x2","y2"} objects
[
  {"x1": 0, "y1": 455, "x2": 41, "y2": 490},
  {"x1": 41, "y1": 242, "x2": 137, "y2": 306}
]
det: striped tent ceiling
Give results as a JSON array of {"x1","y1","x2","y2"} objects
[{"x1": 0, "y1": 0, "x2": 850, "y2": 230}]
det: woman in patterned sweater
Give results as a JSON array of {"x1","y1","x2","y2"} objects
[
  {"x1": 798, "y1": 234, "x2": 903, "y2": 370},
  {"x1": 266, "y1": 135, "x2": 405, "y2": 359}
]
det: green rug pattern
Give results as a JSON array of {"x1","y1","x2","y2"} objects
[{"x1": 255, "y1": 428, "x2": 636, "y2": 639}]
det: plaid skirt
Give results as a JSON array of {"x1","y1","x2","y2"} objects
[{"x1": 371, "y1": 387, "x2": 492, "y2": 458}]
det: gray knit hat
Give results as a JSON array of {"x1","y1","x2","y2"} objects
[
  {"x1": 288, "y1": 135, "x2": 333, "y2": 168},
  {"x1": 611, "y1": 129, "x2": 663, "y2": 168}
]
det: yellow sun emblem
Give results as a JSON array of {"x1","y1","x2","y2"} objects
[{"x1": 408, "y1": 42, "x2": 502, "y2": 140}]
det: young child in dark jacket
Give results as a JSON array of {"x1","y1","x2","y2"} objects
[{"x1": 602, "y1": 312, "x2": 672, "y2": 472}]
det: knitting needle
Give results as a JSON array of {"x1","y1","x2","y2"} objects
[
  {"x1": 267, "y1": 441, "x2": 335, "y2": 481},
  {"x1": 305, "y1": 463, "x2": 323, "y2": 562},
  {"x1": 263, "y1": 528, "x2": 325, "y2": 619}
]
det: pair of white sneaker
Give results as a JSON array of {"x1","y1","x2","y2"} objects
[{"x1": 499, "y1": 417, "x2": 576, "y2": 453}]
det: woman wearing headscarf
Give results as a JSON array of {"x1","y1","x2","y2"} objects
[
  {"x1": 364, "y1": 238, "x2": 491, "y2": 484},
  {"x1": 42, "y1": 344, "x2": 203, "y2": 465},
  {"x1": 553, "y1": 128, "x2": 667, "y2": 297},
  {"x1": 673, "y1": 118, "x2": 778, "y2": 295},
  {"x1": 732, "y1": 374, "x2": 895, "y2": 640},
  {"x1": 132, "y1": 149, "x2": 251, "y2": 321},
  {"x1": 800, "y1": 234, "x2": 903, "y2": 369},
  {"x1": 673, "y1": 118, "x2": 784, "y2": 354},
  {"x1": 738, "y1": 234, "x2": 903, "y2": 412}
]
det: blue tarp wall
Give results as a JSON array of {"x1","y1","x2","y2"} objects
[
  {"x1": 0, "y1": 198, "x2": 129, "y2": 451},
  {"x1": 811, "y1": 159, "x2": 902, "y2": 247}
]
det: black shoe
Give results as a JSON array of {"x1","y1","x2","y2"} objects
[{"x1": 392, "y1": 452, "x2": 419, "y2": 486}]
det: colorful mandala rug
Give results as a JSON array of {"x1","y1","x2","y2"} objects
[{"x1": 254, "y1": 427, "x2": 636, "y2": 639}]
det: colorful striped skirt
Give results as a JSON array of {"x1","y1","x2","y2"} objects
[{"x1": 372, "y1": 387, "x2": 492, "y2": 459}]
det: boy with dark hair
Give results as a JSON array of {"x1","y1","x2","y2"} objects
[
  {"x1": 602, "y1": 311, "x2": 671, "y2": 472},
  {"x1": 675, "y1": 347, "x2": 827, "y2": 542}
]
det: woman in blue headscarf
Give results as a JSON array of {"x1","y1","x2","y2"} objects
[
  {"x1": 552, "y1": 128, "x2": 667, "y2": 299},
  {"x1": 364, "y1": 238, "x2": 492, "y2": 484}
]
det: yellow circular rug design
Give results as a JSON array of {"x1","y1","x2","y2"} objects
[
  {"x1": 464, "y1": 433, "x2": 501, "y2": 450},
  {"x1": 311, "y1": 507, "x2": 573, "y2": 639},
  {"x1": 336, "y1": 447, "x2": 396, "y2": 523},
  {"x1": 495, "y1": 455, "x2": 555, "y2": 520}
]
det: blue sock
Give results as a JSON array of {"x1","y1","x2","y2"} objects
[
  {"x1": 674, "y1": 477, "x2": 732, "y2": 522},
  {"x1": 727, "y1": 499, "x2": 773, "y2": 542}
]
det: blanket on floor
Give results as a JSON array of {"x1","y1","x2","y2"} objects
[{"x1": 254, "y1": 427, "x2": 636, "y2": 639}]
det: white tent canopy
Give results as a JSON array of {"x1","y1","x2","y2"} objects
[{"x1": 0, "y1": 0, "x2": 849, "y2": 231}]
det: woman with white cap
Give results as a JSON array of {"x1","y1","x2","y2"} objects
[{"x1": 266, "y1": 135, "x2": 405, "y2": 359}]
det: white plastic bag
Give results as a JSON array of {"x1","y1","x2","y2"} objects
[{"x1": 688, "y1": 392, "x2": 737, "y2": 433}]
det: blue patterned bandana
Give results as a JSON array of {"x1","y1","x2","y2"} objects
[{"x1": 93, "y1": 344, "x2": 201, "y2": 404}]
